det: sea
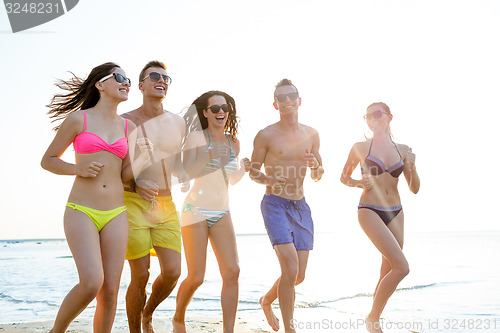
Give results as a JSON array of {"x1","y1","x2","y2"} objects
[{"x1": 1, "y1": 231, "x2": 499, "y2": 332}]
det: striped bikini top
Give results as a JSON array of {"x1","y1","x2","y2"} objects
[
  {"x1": 203, "y1": 130, "x2": 238, "y2": 180},
  {"x1": 73, "y1": 110, "x2": 129, "y2": 159},
  {"x1": 361, "y1": 140, "x2": 404, "y2": 178}
]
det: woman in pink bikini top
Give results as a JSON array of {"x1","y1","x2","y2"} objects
[{"x1": 41, "y1": 62, "x2": 149, "y2": 333}]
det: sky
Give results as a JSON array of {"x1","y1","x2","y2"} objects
[{"x1": 1, "y1": 0, "x2": 499, "y2": 240}]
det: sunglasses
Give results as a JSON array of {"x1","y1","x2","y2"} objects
[
  {"x1": 141, "y1": 72, "x2": 172, "y2": 85},
  {"x1": 206, "y1": 104, "x2": 229, "y2": 113},
  {"x1": 99, "y1": 73, "x2": 131, "y2": 85},
  {"x1": 364, "y1": 110, "x2": 390, "y2": 121},
  {"x1": 275, "y1": 92, "x2": 299, "y2": 103}
]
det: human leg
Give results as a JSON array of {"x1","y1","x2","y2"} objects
[
  {"x1": 124, "y1": 192, "x2": 154, "y2": 333},
  {"x1": 142, "y1": 247, "x2": 181, "y2": 333},
  {"x1": 373, "y1": 217, "x2": 404, "y2": 299},
  {"x1": 50, "y1": 208, "x2": 104, "y2": 333},
  {"x1": 274, "y1": 243, "x2": 300, "y2": 333},
  {"x1": 142, "y1": 197, "x2": 182, "y2": 332},
  {"x1": 260, "y1": 249, "x2": 308, "y2": 332},
  {"x1": 93, "y1": 211, "x2": 128, "y2": 333},
  {"x1": 358, "y1": 209, "x2": 408, "y2": 333},
  {"x1": 209, "y1": 213, "x2": 240, "y2": 333},
  {"x1": 126, "y1": 255, "x2": 151, "y2": 333},
  {"x1": 172, "y1": 213, "x2": 209, "y2": 333}
]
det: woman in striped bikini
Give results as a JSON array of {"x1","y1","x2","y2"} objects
[
  {"x1": 172, "y1": 91, "x2": 250, "y2": 333},
  {"x1": 340, "y1": 102, "x2": 420, "y2": 333}
]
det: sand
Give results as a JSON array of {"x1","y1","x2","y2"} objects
[{"x1": 0, "y1": 308, "x2": 382, "y2": 332}]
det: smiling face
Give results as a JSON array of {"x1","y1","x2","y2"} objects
[
  {"x1": 273, "y1": 85, "x2": 301, "y2": 114},
  {"x1": 97, "y1": 67, "x2": 130, "y2": 102},
  {"x1": 139, "y1": 66, "x2": 168, "y2": 100},
  {"x1": 366, "y1": 104, "x2": 392, "y2": 134},
  {"x1": 203, "y1": 95, "x2": 228, "y2": 129}
]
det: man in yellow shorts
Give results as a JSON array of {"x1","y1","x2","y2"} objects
[{"x1": 122, "y1": 60, "x2": 187, "y2": 333}]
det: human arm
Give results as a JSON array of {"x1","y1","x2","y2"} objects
[
  {"x1": 340, "y1": 143, "x2": 374, "y2": 190},
  {"x1": 249, "y1": 130, "x2": 287, "y2": 188},
  {"x1": 182, "y1": 131, "x2": 211, "y2": 179},
  {"x1": 402, "y1": 146, "x2": 420, "y2": 194},
  {"x1": 41, "y1": 111, "x2": 104, "y2": 177},
  {"x1": 163, "y1": 117, "x2": 189, "y2": 191},
  {"x1": 222, "y1": 139, "x2": 249, "y2": 185},
  {"x1": 304, "y1": 130, "x2": 324, "y2": 182}
]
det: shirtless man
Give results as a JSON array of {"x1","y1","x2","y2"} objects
[
  {"x1": 249, "y1": 79, "x2": 324, "y2": 333},
  {"x1": 121, "y1": 61, "x2": 187, "y2": 333}
]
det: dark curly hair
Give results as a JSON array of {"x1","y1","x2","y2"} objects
[{"x1": 184, "y1": 90, "x2": 239, "y2": 142}]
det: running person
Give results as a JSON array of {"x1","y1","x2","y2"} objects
[
  {"x1": 41, "y1": 62, "x2": 144, "y2": 333},
  {"x1": 249, "y1": 79, "x2": 324, "y2": 333},
  {"x1": 340, "y1": 102, "x2": 420, "y2": 333},
  {"x1": 121, "y1": 61, "x2": 187, "y2": 333},
  {"x1": 172, "y1": 91, "x2": 250, "y2": 333}
]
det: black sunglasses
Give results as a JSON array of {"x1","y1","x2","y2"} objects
[
  {"x1": 275, "y1": 92, "x2": 299, "y2": 103},
  {"x1": 141, "y1": 72, "x2": 172, "y2": 85},
  {"x1": 364, "y1": 110, "x2": 390, "y2": 121},
  {"x1": 99, "y1": 73, "x2": 131, "y2": 85},
  {"x1": 206, "y1": 104, "x2": 229, "y2": 113}
]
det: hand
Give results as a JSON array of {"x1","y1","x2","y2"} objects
[
  {"x1": 135, "y1": 179, "x2": 159, "y2": 201},
  {"x1": 240, "y1": 157, "x2": 251, "y2": 172},
  {"x1": 271, "y1": 176, "x2": 287, "y2": 191},
  {"x1": 213, "y1": 143, "x2": 230, "y2": 158},
  {"x1": 181, "y1": 181, "x2": 190, "y2": 193},
  {"x1": 176, "y1": 170, "x2": 191, "y2": 193},
  {"x1": 359, "y1": 176, "x2": 374, "y2": 190},
  {"x1": 406, "y1": 148, "x2": 416, "y2": 170},
  {"x1": 76, "y1": 161, "x2": 104, "y2": 178},
  {"x1": 137, "y1": 137, "x2": 154, "y2": 155},
  {"x1": 304, "y1": 149, "x2": 318, "y2": 169}
]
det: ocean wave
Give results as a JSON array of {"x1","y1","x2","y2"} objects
[
  {"x1": 0, "y1": 292, "x2": 58, "y2": 307},
  {"x1": 397, "y1": 283, "x2": 437, "y2": 291},
  {"x1": 322, "y1": 281, "x2": 470, "y2": 305}
]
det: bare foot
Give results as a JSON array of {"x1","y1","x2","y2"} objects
[
  {"x1": 172, "y1": 318, "x2": 187, "y2": 333},
  {"x1": 259, "y1": 296, "x2": 280, "y2": 332},
  {"x1": 142, "y1": 314, "x2": 155, "y2": 333},
  {"x1": 365, "y1": 316, "x2": 383, "y2": 333}
]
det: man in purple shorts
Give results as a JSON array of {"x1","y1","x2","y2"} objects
[{"x1": 249, "y1": 79, "x2": 324, "y2": 333}]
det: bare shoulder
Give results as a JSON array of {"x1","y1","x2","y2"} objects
[
  {"x1": 230, "y1": 137, "x2": 240, "y2": 146},
  {"x1": 353, "y1": 140, "x2": 370, "y2": 154},
  {"x1": 167, "y1": 111, "x2": 186, "y2": 125},
  {"x1": 255, "y1": 125, "x2": 276, "y2": 141},
  {"x1": 66, "y1": 109, "x2": 84, "y2": 121},
  {"x1": 64, "y1": 110, "x2": 84, "y2": 129},
  {"x1": 299, "y1": 123, "x2": 319, "y2": 137},
  {"x1": 120, "y1": 108, "x2": 141, "y2": 123},
  {"x1": 395, "y1": 143, "x2": 411, "y2": 156},
  {"x1": 186, "y1": 129, "x2": 206, "y2": 144},
  {"x1": 124, "y1": 116, "x2": 137, "y2": 132}
]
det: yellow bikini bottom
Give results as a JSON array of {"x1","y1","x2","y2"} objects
[{"x1": 66, "y1": 202, "x2": 127, "y2": 232}]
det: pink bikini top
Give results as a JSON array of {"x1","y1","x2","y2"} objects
[{"x1": 73, "y1": 111, "x2": 129, "y2": 159}]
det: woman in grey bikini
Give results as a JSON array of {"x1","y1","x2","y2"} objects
[{"x1": 340, "y1": 102, "x2": 420, "y2": 333}]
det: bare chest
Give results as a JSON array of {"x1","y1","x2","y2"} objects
[
  {"x1": 139, "y1": 119, "x2": 183, "y2": 155},
  {"x1": 267, "y1": 134, "x2": 313, "y2": 162}
]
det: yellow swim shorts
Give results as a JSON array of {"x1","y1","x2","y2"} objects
[{"x1": 124, "y1": 191, "x2": 181, "y2": 260}]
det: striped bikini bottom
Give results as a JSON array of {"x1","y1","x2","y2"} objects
[{"x1": 182, "y1": 203, "x2": 229, "y2": 227}]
